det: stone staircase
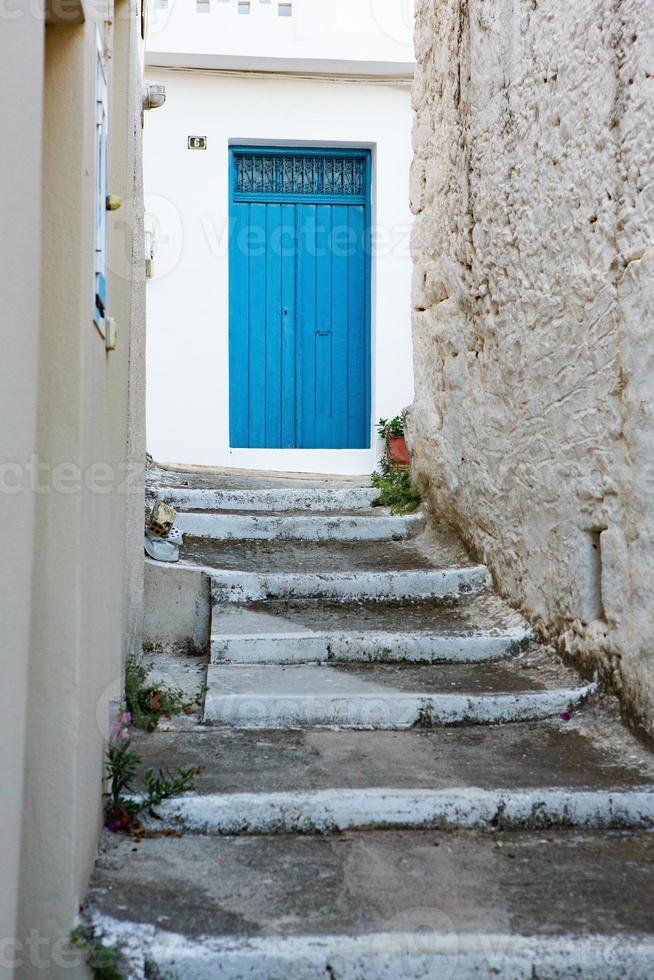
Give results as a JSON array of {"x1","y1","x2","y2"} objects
[{"x1": 85, "y1": 472, "x2": 654, "y2": 978}]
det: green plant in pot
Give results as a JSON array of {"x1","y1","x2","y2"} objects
[
  {"x1": 371, "y1": 413, "x2": 421, "y2": 514},
  {"x1": 377, "y1": 415, "x2": 409, "y2": 467}
]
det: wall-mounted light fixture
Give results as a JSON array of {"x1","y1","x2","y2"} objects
[{"x1": 142, "y1": 83, "x2": 166, "y2": 111}]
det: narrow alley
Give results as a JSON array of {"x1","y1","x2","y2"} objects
[{"x1": 4, "y1": 1, "x2": 654, "y2": 977}]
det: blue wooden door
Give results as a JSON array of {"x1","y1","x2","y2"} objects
[{"x1": 229, "y1": 148, "x2": 371, "y2": 449}]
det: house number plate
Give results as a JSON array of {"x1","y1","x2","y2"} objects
[{"x1": 188, "y1": 136, "x2": 207, "y2": 150}]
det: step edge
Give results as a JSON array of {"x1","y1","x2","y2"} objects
[
  {"x1": 210, "y1": 629, "x2": 531, "y2": 663},
  {"x1": 176, "y1": 513, "x2": 424, "y2": 525},
  {"x1": 211, "y1": 628, "x2": 533, "y2": 642},
  {"x1": 86, "y1": 912, "x2": 654, "y2": 977},
  {"x1": 143, "y1": 785, "x2": 654, "y2": 834},
  {"x1": 202, "y1": 683, "x2": 598, "y2": 728},
  {"x1": 147, "y1": 558, "x2": 489, "y2": 589},
  {"x1": 152, "y1": 487, "x2": 380, "y2": 513},
  {"x1": 175, "y1": 511, "x2": 423, "y2": 541},
  {"x1": 208, "y1": 565, "x2": 492, "y2": 603}
]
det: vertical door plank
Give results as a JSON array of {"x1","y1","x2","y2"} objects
[
  {"x1": 265, "y1": 204, "x2": 282, "y2": 448},
  {"x1": 331, "y1": 204, "x2": 349, "y2": 450},
  {"x1": 297, "y1": 204, "x2": 316, "y2": 448},
  {"x1": 347, "y1": 205, "x2": 366, "y2": 448},
  {"x1": 315, "y1": 204, "x2": 333, "y2": 447},
  {"x1": 248, "y1": 203, "x2": 267, "y2": 447},
  {"x1": 229, "y1": 202, "x2": 250, "y2": 447},
  {"x1": 281, "y1": 204, "x2": 297, "y2": 448}
]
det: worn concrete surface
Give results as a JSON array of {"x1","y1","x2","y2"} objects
[
  {"x1": 131, "y1": 716, "x2": 654, "y2": 795},
  {"x1": 147, "y1": 465, "x2": 372, "y2": 491},
  {"x1": 181, "y1": 533, "x2": 473, "y2": 574},
  {"x1": 174, "y1": 510, "x2": 426, "y2": 543},
  {"x1": 210, "y1": 594, "x2": 532, "y2": 664},
  {"x1": 207, "y1": 647, "x2": 584, "y2": 697},
  {"x1": 207, "y1": 564, "x2": 491, "y2": 605},
  {"x1": 216, "y1": 593, "x2": 531, "y2": 636},
  {"x1": 211, "y1": 629, "x2": 530, "y2": 666},
  {"x1": 409, "y1": 0, "x2": 654, "y2": 735},
  {"x1": 144, "y1": 648, "x2": 208, "y2": 707},
  {"x1": 156, "y1": 487, "x2": 380, "y2": 513},
  {"x1": 143, "y1": 560, "x2": 210, "y2": 653},
  {"x1": 203, "y1": 644, "x2": 595, "y2": 729},
  {"x1": 203, "y1": 662, "x2": 595, "y2": 729},
  {"x1": 88, "y1": 829, "x2": 654, "y2": 939},
  {"x1": 144, "y1": 787, "x2": 654, "y2": 836},
  {"x1": 81, "y1": 916, "x2": 654, "y2": 979},
  {"x1": 324, "y1": 646, "x2": 585, "y2": 691}
]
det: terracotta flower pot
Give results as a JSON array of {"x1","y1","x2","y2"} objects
[{"x1": 386, "y1": 434, "x2": 409, "y2": 467}]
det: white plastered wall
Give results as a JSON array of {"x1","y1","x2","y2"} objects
[
  {"x1": 146, "y1": 0, "x2": 416, "y2": 76},
  {"x1": 144, "y1": 69, "x2": 414, "y2": 474}
]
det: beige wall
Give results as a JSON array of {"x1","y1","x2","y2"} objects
[
  {"x1": 410, "y1": 0, "x2": 654, "y2": 734},
  {"x1": 0, "y1": 1, "x2": 145, "y2": 975}
]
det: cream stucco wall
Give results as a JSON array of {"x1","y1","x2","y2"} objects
[
  {"x1": 0, "y1": 0, "x2": 146, "y2": 974},
  {"x1": 0, "y1": 9, "x2": 44, "y2": 972},
  {"x1": 410, "y1": 1, "x2": 654, "y2": 732},
  {"x1": 144, "y1": 69, "x2": 415, "y2": 474}
]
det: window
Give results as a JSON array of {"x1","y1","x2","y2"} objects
[{"x1": 94, "y1": 38, "x2": 108, "y2": 331}]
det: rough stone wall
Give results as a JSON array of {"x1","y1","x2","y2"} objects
[{"x1": 410, "y1": 0, "x2": 654, "y2": 733}]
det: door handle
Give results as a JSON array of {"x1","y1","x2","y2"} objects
[{"x1": 316, "y1": 330, "x2": 331, "y2": 336}]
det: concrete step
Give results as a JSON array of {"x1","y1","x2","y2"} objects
[
  {"x1": 154, "y1": 485, "x2": 378, "y2": 513},
  {"x1": 175, "y1": 510, "x2": 425, "y2": 542},
  {"x1": 172, "y1": 534, "x2": 489, "y2": 603},
  {"x1": 206, "y1": 564, "x2": 490, "y2": 604},
  {"x1": 145, "y1": 786, "x2": 654, "y2": 835},
  {"x1": 131, "y1": 719, "x2": 654, "y2": 798},
  {"x1": 210, "y1": 595, "x2": 532, "y2": 664},
  {"x1": 85, "y1": 829, "x2": 654, "y2": 978},
  {"x1": 181, "y1": 534, "x2": 473, "y2": 574},
  {"x1": 211, "y1": 628, "x2": 529, "y2": 664},
  {"x1": 147, "y1": 465, "x2": 372, "y2": 491},
  {"x1": 202, "y1": 660, "x2": 596, "y2": 728}
]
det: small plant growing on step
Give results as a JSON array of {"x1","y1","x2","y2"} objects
[
  {"x1": 104, "y1": 707, "x2": 197, "y2": 833},
  {"x1": 70, "y1": 925, "x2": 124, "y2": 980},
  {"x1": 371, "y1": 468, "x2": 422, "y2": 515},
  {"x1": 125, "y1": 655, "x2": 203, "y2": 732}
]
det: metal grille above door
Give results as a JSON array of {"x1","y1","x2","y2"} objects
[
  {"x1": 234, "y1": 152, "x2": 367, "y2": 200},
  {"x1": 229, "y1": 147, "x2": 371, "y2": 450}
]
